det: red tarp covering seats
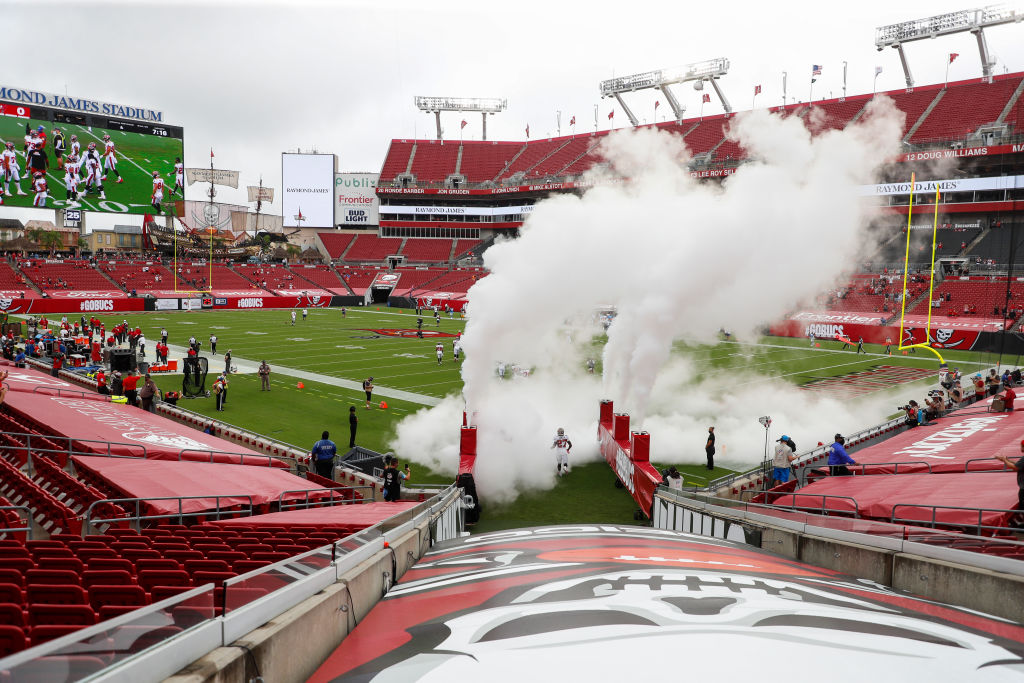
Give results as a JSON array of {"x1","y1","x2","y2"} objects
[
  {"x1": 771, "y1": 471, "x2": 1019, "y2": 527},
  {"x1": 3, "y1": 390, "x2": 285, "y2": 467},
  {"x1": 71, "y1": 456, "x2": 323, "y2": 516},
  {"x1": 206, "y1": 502, "x2": 419, "y2": 534}
]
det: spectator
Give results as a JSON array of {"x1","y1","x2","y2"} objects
[
  {"x1": 1001, "y1": 384, "x2": 1016, "y2": 412},
  {"x1": 348, "y1": 405, "x2": 358, "y2": 448},
  {"x1": 773, "y1": 435, "x2": 796, "y2": 485},
  {"x1": 139, "y1": 374, "x2": 159, "y2": 413},
  {"x1": 122, "y1": 370, "x2": 140, "y2": 407},
  {"x1": 310, "y1": 431, "x2": 337, "y2": 479},
  {"x1": 828, "y1": 434, "x2": 856, "y2": 476},
  {"x1": 382, "y1": 456, "x2": 402, "y2": 502}
]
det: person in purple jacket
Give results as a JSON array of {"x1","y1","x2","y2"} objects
[{"x1": 828, "y1": 434, "x2": 856, "y2": 476}]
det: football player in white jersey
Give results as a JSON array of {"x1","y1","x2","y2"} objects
[
  {"x1": 69, "y1": 134, "x2": 81, "y2": 159},
  {"x1": 81, "y1": 143, "x2": 106, "y2": 199},
  {"x1": 101, "y1": 134, "x2": 123, "y2": 183},
  {"x1": 2, "y1": 142, "x2": 27, "y2": 196},
  {"x1": 435, "y1": 342, "x2": 444, "y2": 365},
  {"x1": 551, "y1": 427, "x2": 572, "y2": 476},
  {"x1": 31, "y1": 172, "x2": 48, "y2": 207},
  {"x1": 150, "y1": 171, "x2": 165, "y2": 213},
  {"x1": 63, "y1": 155, "x2": 81, "y2": 206},
  {"x1": 168, "y1": 157, "x2": 184, "y2": 196}
]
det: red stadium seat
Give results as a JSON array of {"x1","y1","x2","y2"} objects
[
  {"x1": 87, "y1": 558, "x2": 135, "y2": 575},
  {"x1": 135, "y1": 559, "x2": 181, "y2": 573},
  {"x1": 0, "y1": 570, "x2": 24, "y2": 587},
  {"x1": 27, "y1": 584, "x2": 88, "y2": 605},
  {"x1": 0, "y1": 624, "x2": 28, "y2": 656},
  {"x1": 164, "y1": 550, "x2": 205, "y2": 565},
  {"x1": 30, "y1": 624, "x2": 84, "y2": 645},
  {"x1": 88, "y1": 585, "x2": 147, "y2": 612},
  {"x1": 0, "y1": 584, "x2": 23, "y2": 605},
  {"x1": 0, "y1": 603, "x2": 26, "y2": 628},
  {"x1": 28, "y1": 604, "x2": 97, "y2": 627},
  {"x1": 82, "y1": 570, "x2": 134, "y2": 588},
  {"x1": 183, "y1": 559, "x2": 230, "y2": 575},
  {"x1": 35, "y1": 555, "x2": 85, "y2": 574},
  {"x1": 137, "y1": 570, "x2": 191, "y2": 594},
  {"x1": 149, "y1": 586, "x2": 192, "y2": 603},
  {"x1": 26, "y1": 569, "x2": 80, "y2": 586}
]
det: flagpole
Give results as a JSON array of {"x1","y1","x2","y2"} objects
[
  {"x1": 782, "y1": 72, "x2": 787, "y2": 109},
  {"x1": 945, "y1": 60, "x2": 950, "y2": 89}
]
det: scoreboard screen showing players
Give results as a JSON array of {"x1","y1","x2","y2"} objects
[
  {"x1": 0, "y1": 94, "x2": 184, "y2": 216},
  {"x1": 282, "y1": 153, "x2": 336, "y2": 229}
]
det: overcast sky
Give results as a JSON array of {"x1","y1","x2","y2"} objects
[{"x1": 5, "y1": 0, "x2": 1024, "y2": 229}]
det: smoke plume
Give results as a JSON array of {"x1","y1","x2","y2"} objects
[{"x1": 391, "y1": 98, "x2": 908, "y2": 503}]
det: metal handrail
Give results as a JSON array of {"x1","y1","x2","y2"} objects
[
  {"x1": 277, "y1": 486, "x2": 373, "y2": 510},
  {"x1": 794, "y1": 460, "x2": 934, "y2": 486},
  {"x1": 707, "y1": 415, "x2": 907, "y2": 491},
  {"x1": 768, "y1": 492, "x2": 862, "y2": 518},
  {"x1": 890, "y1": 503, "x2": 1022, "y2": 536},
  {"x1": 83, "y1": 494, "x2": 255, "y2": 533},
  {"x1": 0, "y1": 432, "x2": 148, "y2": 463},
  {"x1": 964, "y1": 456, "x2": 1020, "y2": 472},
  {"x1": 30, "y1": 385, "x2": 105, "y2": 400},
  {"x1": 176, "y1": 448, "x2": 289, "y2": 469}
]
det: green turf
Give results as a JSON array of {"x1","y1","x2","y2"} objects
[
  {"x1": 44, "y1": 307, "x2": 1015, "y2": 532},
  {"x1": 0, "y1": 115, "x2": 183, "y2": 215}
]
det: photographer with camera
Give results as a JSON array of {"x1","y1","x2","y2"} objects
[{"x1": 828, "y1": 434, "x2": 856, "y2": 476}]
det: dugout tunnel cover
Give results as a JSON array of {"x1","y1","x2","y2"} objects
[{"x1": 308, "y1": 525, "x2": 1024, "y2": 682}]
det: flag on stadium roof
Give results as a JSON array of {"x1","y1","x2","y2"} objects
[
  {"x1": 875, "y1": 65, "x2": 883, "y2": 76},
  {"x1": 210, "y1": 148, "x2": 215, "y2": 159},
  {"x1": 754, "y1": 85, "x2": 761, "y2": 95},
  {"x1": 525, "y1": 124, "x2": 530, "y2": 138},
  {"x1": 702, "y1": 93, "x2": 711, "y2": 103},
  {"x1": 812, "y1": 64, "x2": 822, "y2": 76},
  {"x1": 949, "y1": 52, "x2": 959, "y2": 63},
  {"x1": 655, "y1": 100, "x2": 660, "y2": 109},
  {"x1": 569, "y1": 115, "x2": 575, "y2": 126},
  {"x1": 460, "y1": 120, "x2": 467, "y2": 129},
  {"x1": 608, "y1": 110, "x2": 614, "y2": 120}
]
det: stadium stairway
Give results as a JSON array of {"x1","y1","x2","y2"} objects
[
  {"x1": 902, "y1": 90, "x2": 945, "y2": 143},
  {"x1": 5, "y1": 261, "x2": 43, "y2": 297},
  {"x1": 492, "y1": 144, "x2": 528, "y2": 182},
  {"x1": 96, "y1": 267, "x2": 128, "y2": 294},
  {"x1": 997, "y1": 78, "x2": 1024, "y2": 123}
]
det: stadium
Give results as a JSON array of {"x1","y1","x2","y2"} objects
[{"x1": 1, "y1": 2, "x2": 1024, "y2": 681}]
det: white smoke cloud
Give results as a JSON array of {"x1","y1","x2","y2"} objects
[{"x1": 391, "y1": 98, "x2": 908, "y2": 503}]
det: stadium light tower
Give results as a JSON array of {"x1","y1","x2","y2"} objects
[
  {"x1": 414, "y1": 96, "x2": 507, "y2": 141},
  {"x1": 875, "y1": 5, "x2": 1024, "y2": 88},
  {"x1": 599, "y1": 57, "x2": 732, "y2": 126}
]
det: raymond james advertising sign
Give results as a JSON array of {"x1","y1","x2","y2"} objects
[{"x1": 0, "y1": 85, "x2": 164, "y2": 122}]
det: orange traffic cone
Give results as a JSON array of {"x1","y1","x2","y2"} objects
[
  {"x1": 297, "y1": 382, "x2": 305, "y2": 389},
  {"x1": 379, "y1": 401, "x2": 388, "y2": 409}
]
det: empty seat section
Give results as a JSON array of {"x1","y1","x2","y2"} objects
[
  {"x1": 234, "y1": 264, "x2": 310, "y2": 293},
  {"x1": 408, "y1": 141, "x2": 460, "y2": 183},
  {"x1": 96, "y1": 262, "x2": 174, "y2": 293},
  {"x1": 887, "y1": 88, "x2": 942, "y2": 138},
  {"x1": 683, "y1": 118, "x2": 728, "y2": 156},
  {"x1": 18, "y1": 260, "x2": 122, "y2": 294},
  {"x1": 910, "y1": 76, "x2": 1023, "y2": 143},
  {"x1": 0, "y1": 262, "x2": 38, "y2": 297},
  {"x1": 378, "y1": 141, "x2": 415, "y2": 183},
  {"x1": 458, "y1": 142, "x2": 523, "y2": 182},
  {"x1": 453, "y1": 239, "x2": 481, "y2": 260},
  {"x1": 533, "y1": 137, "x2": 594, "y2": 177},
  {"x1": 341, "y1": 235, "x2": 403, "y2": 262},
  {"x1": 400, "y1": 239, "x2": 454, "y2": 263},
  {"x1": 498, "y1": 139, "x2": 563, "y2": 181},
  {"x1": 804, "y1": 97, "x2": 868, "y2": 133},
  {"x1": 291, "y1": 264, "x2": 350, "y2": 293},
  {"x1": 316, "y1": 232, "x2": 356, "y2": 260}
]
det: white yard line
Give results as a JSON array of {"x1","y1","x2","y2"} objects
[{"x1": 164, "y1": 343, "x2": 442, "y2": 406}]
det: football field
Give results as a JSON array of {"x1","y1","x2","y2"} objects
[
  {"x1": 68, "y1": 306, "x2": 1014, "y2": 530},
  {"x1": 0, "y1": 115, "x2": 183, "y2": 215}
]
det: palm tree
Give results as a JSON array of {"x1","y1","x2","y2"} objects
[
  {"x1": 285, "y1": 244, "x2": 300, "y2": 263},
  {"x1": 26, "y1": 227, "x2": 46, "y2": 245},
  {"x1": 42, "y1": 231, "x2": 63, "y2": 255}
]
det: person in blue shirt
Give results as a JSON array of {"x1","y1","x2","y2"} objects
[
  {"x1": 311, "y1": 430, "x2": 337, "y2": 480},
  {"x1": 828, "y1": 434, "x2": 856, "y2": 476},
  {"x1": 13, "y1": 348, "x2": 25, "y2": 367}
]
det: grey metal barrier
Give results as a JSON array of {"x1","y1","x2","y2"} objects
[
  {"x1": 83, "y1": 495, "x2": 255, "y2": 534},
  {"x1": 277, "y1": 486, "x2": 374, "y2": 510},
  {"x1": 0, "y1": 504, "x2": 32, "y2": 540},
  {"x1": 890, "y1": 503, "x2": 1022, "y2": 536}
]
